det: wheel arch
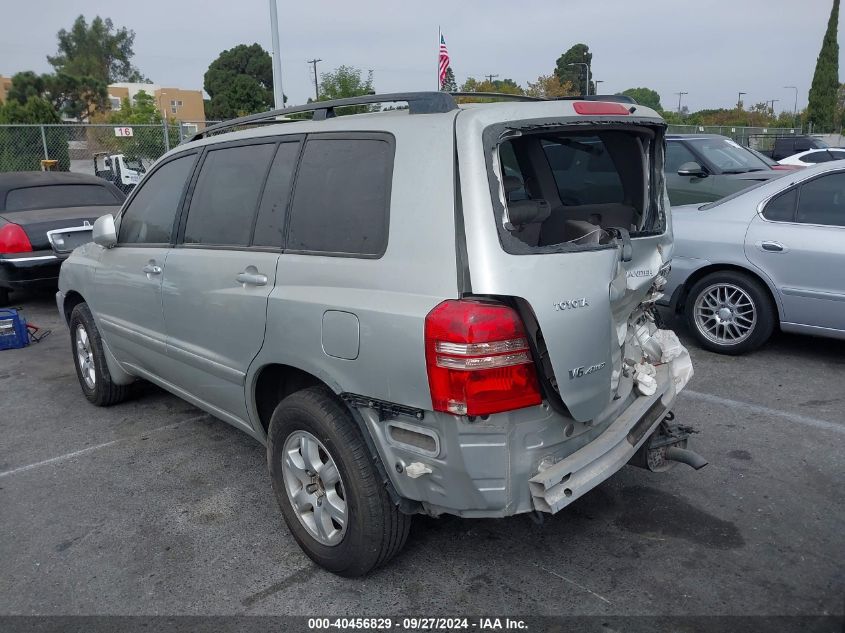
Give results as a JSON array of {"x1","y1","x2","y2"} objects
[
  {"x1": 252, "y1": 363, "x2": 325, "y2": 437},
  {"x1": 62, "y1": 290, "x2": 86, "y2": 325},
  {"x1": 674, "y1": 262, "x2": 783, "y2": 322}
]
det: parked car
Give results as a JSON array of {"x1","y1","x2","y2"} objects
[
  {"x1": 665, "y1": 134, "x2": 784, "y2": 205},
  {"x1": 0, "y1": 172, "x2": 125, "y2": 306},
  {"x1": 778, "y1": 148, "x2": 845, "y2": 167},
  {"x1": 662, "y1": 161, "x2": 845, "y2": 354},
  {"x1": 57, "y1": 92, "x2": 702, "y2": 577},
  {"x1": 760, "y1": 135, "x2": 828, "y2": 161}
]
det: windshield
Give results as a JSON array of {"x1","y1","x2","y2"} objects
[
  {"x1": 124, "y1": 158, "x2": 146, "y2": 172},
  {"x1": 687, "y1": 137, "x2": 771, "y2": 173}
]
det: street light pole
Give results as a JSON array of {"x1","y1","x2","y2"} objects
[
  {"x1": 594, "y1": 80, "x2": 604, "y2": 94},
  {"x1": 784, "y1": 86, "x2": 798, "y2": 128},
  {"x1": 737, "y1": 91, "x2": 746, "y2": 109},
  {"x1": 567, "y1": 63, "x2": 590, "y2": 96},
  {"x1": 768, "y1": 99, "x2": 779, "y2": 115},
  {"x1": 268, "y1": 0, "x2": 284, "y2": 109},
  {"x1": 307, "y1": 58, "x2": 322, "y2": 101}
]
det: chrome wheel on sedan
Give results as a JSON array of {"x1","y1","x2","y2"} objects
[
  {"x1": 693, "y1": 283, "x2": 757, "y2": 345},
  {"x1": 75, "y1": 324, "x2": 97, "y2": 389},
  {"x1": 282, "y1": 430, "x2": 347, "y2": 546}
]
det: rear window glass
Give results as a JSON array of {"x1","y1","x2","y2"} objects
[
  {"x1": 5, "y1": 184, "x2": 120, "y2": 211},
  {"x1": 287, "y1": 136, "x2": 393, "y2": 256}
]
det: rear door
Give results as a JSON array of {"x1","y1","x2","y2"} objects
[
  {"x1": 457, "y1": 108, "x2": 671, "y2": 422},
  {"x1": 161, "y1": 137, "x2": 301, "y2": 425},
  {"x1": 745, "y1": 170, "x2": 845, "y2": 331},
  {"x1": 94, "y1": 152, "x2": 197, "y2": 372}
]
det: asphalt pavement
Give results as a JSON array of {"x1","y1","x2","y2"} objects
[{"x1": 1, "y1": 288, "x2": 843, "y2": 617}]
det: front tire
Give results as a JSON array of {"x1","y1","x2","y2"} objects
[
  {"x1": 267, "y1": 386, "x2": 411, "y2": 577},
  {"x1": 69, "y1": 302, "x2": 130, "y2": 406},
  {"x1": 685, "y1": 271, "x2": 775, "y2": 355}
]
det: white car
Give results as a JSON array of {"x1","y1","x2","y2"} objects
[{"x1": 778, "y1": 148, "x2": 845, "y2": 167}]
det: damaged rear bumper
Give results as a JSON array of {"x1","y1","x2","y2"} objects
[{"x1": 529, "y1": 364, "x2": 678, "y2": 514}]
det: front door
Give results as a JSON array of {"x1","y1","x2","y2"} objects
[
  {"x1": 161, "y1": 138, "x2": 301, "y2": 425},
  {"x1": 93, "y1": 152, "x2": 198, "y2": 372},
  {"x1": 745, "y1": 170, "x2": 845, "y2": 331}
]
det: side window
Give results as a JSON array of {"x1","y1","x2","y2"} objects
[
  {"x1": 184, "y1": 143, "x2": 276, "y2": 246},
  {"x1": 762, "y1": 188, "x2": 797, "y2": 222},
  {"x1": 803, "y1": 151, "x2": 830, "y2": 164},
  {"x1": 828, "y1": 150, "x2": 845, "y2": 160},
  {"x1": 287, "y1": 137, "x2": 393, "y2": 256},
  {"x1": 252, "y1": 141, "x2": 301, "y2": 248},
  {"x1": 665, "y1": 141, "x2": 698, "y2": 173},
  {"x1": 796, "y1": 172, "x2": 845, "y2": 227},
  {"x1": 119, "y1": 154, "x2": 196, "y2": 244}
]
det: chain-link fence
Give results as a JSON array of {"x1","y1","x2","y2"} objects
[
  {"x1": 0, "y1": 120, "x2": 222, "y2": 176},
  {"x1": 666, "y1": 124, "x2": 803, "y2": 150}
]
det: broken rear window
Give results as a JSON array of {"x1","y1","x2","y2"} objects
[{"x1": 488, "y1": 125, "x2": 666, "y2": 254}]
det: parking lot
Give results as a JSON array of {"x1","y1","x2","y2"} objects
[{"x1": 2, "y1": 289, "x2": 843, "y2": 617}]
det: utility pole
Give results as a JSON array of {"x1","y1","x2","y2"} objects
[
  {"x1": 737, "y1": 91, "x2": 746, "y2": 109},
  {"x1": 784, "y1": 86, "x2": 799, "y2": 128},
  {"x1": 484, "y1": 74, "x2": 499, "y2": 84},
  {"x1": 268, "y1": 0, "x2": 284, "y2": 109},
  {"x1": 676, "y1": 91, "x2": 688, "y2": 116},
  {"x1": 307, "y1": 58, "x2": 322, "y2": 101},
  {"x1": 594, "y1": 80, "x2": 604, "y2": 94}
]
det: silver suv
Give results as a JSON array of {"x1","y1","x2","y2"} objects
[{"x1": 57, "y1": 92, "x2": 703, "y2": 577}]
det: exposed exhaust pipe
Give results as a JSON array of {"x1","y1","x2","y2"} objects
[{"x1": 664, "y1": 446, "x2": 708, "y2": 470}]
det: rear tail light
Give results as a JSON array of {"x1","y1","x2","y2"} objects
[
  {"x1": 425, "y1": 299, "x2": 542, "y2": 416},
  {"x1": 0, "y1": 224, "x2": 32, "y2": 253}
]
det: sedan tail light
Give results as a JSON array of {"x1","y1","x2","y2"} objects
[
  {"x1": 425, "y1": 299, "x2": 542, "y2": 416},
  {"x1": 0, "y1": 224, "x2": 33, "y2": 253}
]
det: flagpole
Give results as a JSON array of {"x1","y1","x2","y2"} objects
[{"x1": 437, "y1": 26, "x2": 441, "y2": 90}]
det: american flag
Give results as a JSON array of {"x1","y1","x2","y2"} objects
[{"x1": 438, "y1": 33, "x2": 450, "y2": 89}]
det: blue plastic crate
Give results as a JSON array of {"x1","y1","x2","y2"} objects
[{"x1": 0, "y1": 308, "x2": 29, "y2": 350}]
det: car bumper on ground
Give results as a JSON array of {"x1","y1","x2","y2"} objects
[{"x1": 0, "y1": 251, "x2": 61, "y2": 290}]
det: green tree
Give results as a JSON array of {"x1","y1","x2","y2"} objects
[
  {"x1": 204, "y1": 44, "x2": 275, "y2": 119},
  {"x1": 48, "y1": 15, "x2": 144, "y2": 83},
  {"x1": 441, "y1": 67, "x2": 457, "y2": 92},
  {"x1": 6, "y1": 72, "x2": 49, "y2": 104},
  {"x1": 46, "y1": 72, "x2": 108, "y2": 122},
  {"x1": 619, "y1": 87, "x2": 662, "y2": 111},
  {"x1": 554, "y1": 44, "x2": 593, "y2": 95},
  {"x1": 319, "y1": 65, "x2": 374, "y2": 100},
  {"x1": 807, "y1": 0, "x2": 840, "y2": 132}
]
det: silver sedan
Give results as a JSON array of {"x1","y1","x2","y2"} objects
[{"x1": 661, "y1": 161, "x2": 845, "y2": 354}]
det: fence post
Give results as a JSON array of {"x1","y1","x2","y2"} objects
[
  {"x1": 40, "y1": 125, "x2": 49, "y2": 160},
  {"x1": 177, "y1": 121, "x2": 184, "y2": 144},
  {"x1": 162, "y1": 117, "x2": 171, "y2": 153}
]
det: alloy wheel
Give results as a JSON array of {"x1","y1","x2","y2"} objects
[
  {"x1": 282, "y1": 430, "x2": 348, "y2": 546},
  {"x1": 693, "y1": 282, "x2": 757, "y2": 346},
  {"x1": 75, "y1": 325, "x2": 96, "y2": 389}
]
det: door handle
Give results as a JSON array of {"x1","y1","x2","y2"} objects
[
  {"x1": 142, "y1": 263, "x2": 162, "y2": 275},
  {"x1": 236, "y1": 271, "x2": 268, "y2": 286},
  {"x1": 760, "y1": 241, "x2": 785, "y2": 253}
]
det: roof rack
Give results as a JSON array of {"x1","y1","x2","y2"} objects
[
  {"x1": 191, "y1": 92, "x2": 459, "y2": 141},
  {"x1": 448, "y1": 92, "x2": 545, "y2": 102}
]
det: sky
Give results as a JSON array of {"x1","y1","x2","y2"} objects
[{"x1": 0, "y1": 0, "x2": 840, "y2": 114}]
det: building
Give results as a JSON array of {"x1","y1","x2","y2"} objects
[
  {"x1": 107, "y1": 83, "x2": 206, "y2": 127},
  {"x1": 0, "y1": 75, "x2": 12, "y2": 103}
]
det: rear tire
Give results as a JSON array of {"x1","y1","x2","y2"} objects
[
  {"x1": 69, "y1": 302, "x2": 130, "y2": 406},
  {"x1": 685, "y1": 271, "x2": 775, "y2": 355},
  {"x1": 267, "y1": 386, "x2": 411, "y2": 577}
]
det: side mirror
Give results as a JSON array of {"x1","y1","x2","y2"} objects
[
  {"x1": 677, "y1": 161, "x2": 708, "y2": 178},
  {"x1": 92, "y1": 214, "x2": 117, "y2": 248}
]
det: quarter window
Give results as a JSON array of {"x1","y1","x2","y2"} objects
[
  {"x1": 287, "y1": 137, "x2": 393, "y2": 256},
  {"x1": 796, "y1": 172, "x2": 845, "y2": 226},
  {"x1": 119, "y1": 153, "x2": 196, "y2": 244},
  {"x1": 184, "y1": 143, "x2": 276, "y2": 246},
  {"x1": 762, "y1": 188, "x2": 797, "y2": 222},
  {"x1": 802, "y1": 151, "x2": 830, "y2": 164}
]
